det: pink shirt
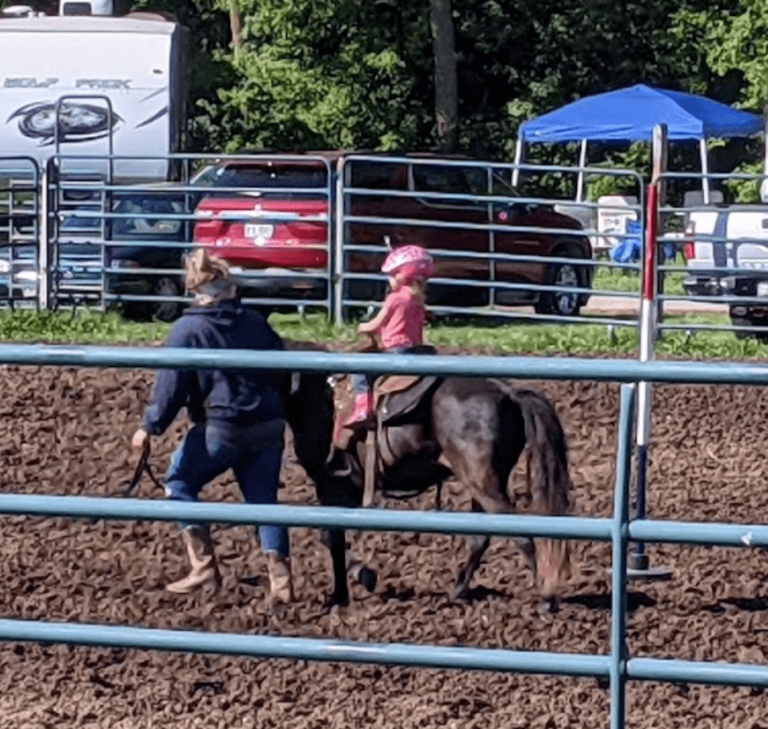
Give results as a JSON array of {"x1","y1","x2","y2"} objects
[{"x1": 375, "y1": 287, "x2": 425, "y2": 350}]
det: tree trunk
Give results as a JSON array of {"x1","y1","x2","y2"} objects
[
  {"x1": 429, "y1": 0, "x2": 458, "y2": 153},
  {"x1": 229, "y1": 0, "x2": 242, "y2": 52}
]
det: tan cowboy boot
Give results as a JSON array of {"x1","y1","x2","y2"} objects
[
  {"x1": 267, "y1": 552, "x2": 293, "y2": 606},
  {"x1": 167, "y1": 525, "x2": 222, "y2": 594}
]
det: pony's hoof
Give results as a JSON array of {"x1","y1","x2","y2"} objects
[
  {"x1": 451, "y1": 584, "x2": 469, "y2": 602},
  {"x1": 539, "y1": 597, "x2": 560, "y2": 615},
  {"x1": 352, "y1": 565, "x2": 377, "y2": 593},
  {"x1": 321, "y1": 594, "x2": 350, "y2": 615},
  {"x1": 359, "y1": 567, "x2": 377, "y2": 593}
]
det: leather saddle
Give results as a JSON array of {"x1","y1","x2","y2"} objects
[
  {"x1": 330, "y1": 344, "x2": 442, "y2": 507},
  {"x1": 375, "y1": 345, "x2": 439, "y2": 421},
  {"x1": 333, "y1": 344, "x2": 440, "y2": 439}
]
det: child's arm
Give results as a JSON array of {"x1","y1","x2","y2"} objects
[{"x1": 358, "y1": 295, "x2": 394, "y2": 334}]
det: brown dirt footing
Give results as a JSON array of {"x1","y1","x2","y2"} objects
[{"x1": 0, "y1": 365, "x2": 766, "y2": 728}]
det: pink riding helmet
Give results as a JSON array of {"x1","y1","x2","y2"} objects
[{"x1": 381, "y1": 245, "x2": 435, "y2": 285}]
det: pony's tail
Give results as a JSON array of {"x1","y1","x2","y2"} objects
[
  {"x1": 491, "y1": 379, "x2": 572, "y2": 515},
  {"x1": 514, "y1": 389, "x2": 572, "y2": 516},
  {"x1": 493, "y1": 380, "x2": 574, "y2": 595}
]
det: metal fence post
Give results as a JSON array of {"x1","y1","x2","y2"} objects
[
  {"x1": 610, "y1": 383, "x2": 635, "y2": 729},
  {"x1": 37, "y1": 161, "x2": 50, "y2": 311},
  {"x1": 652, "y1": 124, "x2": 669, "y2": 328},
  {"x1": 327, "y1": 160, "x2": 337, "y2": 323},
  {"x1": 333, "y1": 157, "x2": 346, "y2": 326}
]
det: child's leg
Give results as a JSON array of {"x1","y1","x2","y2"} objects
[{"x1": 350, "y1": 373, "x2": 372, "y2": 395}]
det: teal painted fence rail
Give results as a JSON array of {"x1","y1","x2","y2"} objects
[
  {"x1": 0, "y1": 344, "x2": 767, "y2": 729},
  {"x1": 0, "y1": 342, "x2": 768, "y2": 383}
]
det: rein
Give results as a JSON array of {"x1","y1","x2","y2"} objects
[{"x1": 117, "y1": 439, "x2": 164, "y2": 498}]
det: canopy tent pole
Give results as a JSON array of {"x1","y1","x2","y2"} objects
[
  {"x1": 576, "y1": 139, "x2": 588, "y2": 202},
  {"x1": 512, "y1": 138, "x2": 524, "y2": 188},
  {"x1": 654, "y1": 124, "x2": 669, "y2": 328},
  {"x1": 700, "y1": 138, "x2": 711, "y2": 204}
]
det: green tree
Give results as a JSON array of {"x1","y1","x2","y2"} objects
[
  {"x1": 672, "y1": 0, "x2": 767, "y2": 112},
  {"x1": 670, "y1": 0, "x2": 767, "y2": 200},
  {"x1": 202, "y1": 0, "x2": 434, "y2": 153}
]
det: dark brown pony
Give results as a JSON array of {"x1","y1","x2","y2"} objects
[{"x1": 281, "y1": 345, "x2": 574, "y2": 609}]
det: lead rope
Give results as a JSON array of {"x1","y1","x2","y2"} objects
[{"x1": 117, "y1": 439, "x2": 164, "y2": 498}]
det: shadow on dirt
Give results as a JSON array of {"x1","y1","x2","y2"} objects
[{"x1": 563, "y1": 591, "x2": 657, "y2": 612}]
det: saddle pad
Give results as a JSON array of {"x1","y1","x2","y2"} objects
[{"x1": 376, "y1": 374, "x2": 422, "y2": 395}]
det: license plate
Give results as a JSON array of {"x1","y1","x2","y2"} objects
[{"x1": 245, "y1": 224, "x2": 273, "y2": 240}]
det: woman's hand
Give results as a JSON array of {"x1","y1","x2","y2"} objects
[
  {"x1": 357, "y1": 321, "x2": 373, "y2": 334},
  {"x1": 132, "y1": 428, "x2": 149, "y2": 450}
]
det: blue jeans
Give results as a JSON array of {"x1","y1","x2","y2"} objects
[
  {"x1": 164, "y1": 419, "x2": 289, "y2": 557},
  {"x1": 351, "y1": 346, "x2": 412, "y2": 395}
]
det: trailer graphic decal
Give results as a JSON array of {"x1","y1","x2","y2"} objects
[
  {"x1": 136, "y1": 105, "x2": 168, "y2": 129},
  {"x1": 6, "y1": 101, "x2": 122, "y2": 145}
]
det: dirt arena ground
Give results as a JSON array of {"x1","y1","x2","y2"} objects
[{"x1": 0, "y1": 361, "x2": 767, "y2": 728}]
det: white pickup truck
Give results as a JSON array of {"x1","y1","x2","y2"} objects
[{"x1": 682, "y1": 190, "x2": 768, "y2": 330}]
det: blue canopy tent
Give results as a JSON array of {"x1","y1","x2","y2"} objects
[{"x1": 515, "y1": 83, "x2": 764, "y2": 203}]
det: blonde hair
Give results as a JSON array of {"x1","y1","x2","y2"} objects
[
  {"x1": 409, "y1": 277, "x2": 427, "y2": 305},
  {"x1": 185, "y1": 248, "x2": 237, "y2": 306},
  {"x1": 185, "y1": 248, "x2": 230, "y2": 291}
]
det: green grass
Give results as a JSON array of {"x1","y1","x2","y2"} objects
[
  {"x1": 593, "y1": 264, "x2": 686, "y2": 297},
  {"x1": 0, "y1": 307, "x2": 766, "y2": 361},
  {"x1": 0, "y1": 309, "x2": 172, "y2": 344}
]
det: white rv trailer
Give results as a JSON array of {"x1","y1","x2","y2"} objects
[{"x1": 0, "y1": 0, "x2": 187, "y2": 182}]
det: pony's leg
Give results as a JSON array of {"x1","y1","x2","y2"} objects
[
  {"x1": 447, "y1": 457, "x2": 538, "y2": 581},
  {"x1": 452, "y1": 500, "x2": 491, "y2": 600},
  {"x1": 319, "y1": 531, "x2": 377, "y2": 597},
  {"x1": 435, "y1": 481, "x2": 443, "y2": 512},
  {"x1": 320, "y1": 528, "x2": 350, "y2": 608},
  {"x1": 470, "y1": 487, "x2": 537, "y2": 569}
]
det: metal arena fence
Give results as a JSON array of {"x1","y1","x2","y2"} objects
[
  {"x1": 0, "y1": 152, "x2": 647, "y2": 326},
  {"x1": 0, "y1": 156, "x2": 41, "y2": 306},
  {"x1": 8, "y1": 148, "x2": 768, "y2": 344},
  {"x1": 0, "y1": 345, "x2": 766, "y2": 729},
  {"x1": 334, "y1": 154, "x2": 644, "y2": 327}
]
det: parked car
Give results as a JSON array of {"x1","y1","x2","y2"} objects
[
  {"x1": 57, "y1": 189, "x2": 188, "y2": 321},
  {"x1": 192, "y1": 152, "x2": 592, "y2": 316},
  {"x1": 192, "y1": 157, "x2": 330, "y2": 303},
  {"x1": 104, "y1": 190, "x2": 188, "y2": 321}
]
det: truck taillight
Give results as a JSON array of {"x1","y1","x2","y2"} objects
[
  {"x1": 193, "y1": 218, "x2": 226, "y2": 239},
  {"x1": 683, "y1": 222, "x2": 695, "y2": 261}
]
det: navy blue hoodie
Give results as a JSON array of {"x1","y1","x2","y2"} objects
[{"x1": 143, "y1": 299, "x2": 284, "y2": 435}]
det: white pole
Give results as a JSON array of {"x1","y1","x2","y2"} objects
[
  {"x1": 700, "y1": 138, "x2": 711, "y2": 205},
  {"x1": 576, "y1": 139, "x2": 588, "y2": 202},
  {"x1": 511, "y1": 138, "x2": 524, "y2": 188},
  {"x1": 38, "y1": 164, "x2": 49, "y2": 311},
  {"x1": 631, "y1": 123, "x2": 671, "y2": 580}
]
